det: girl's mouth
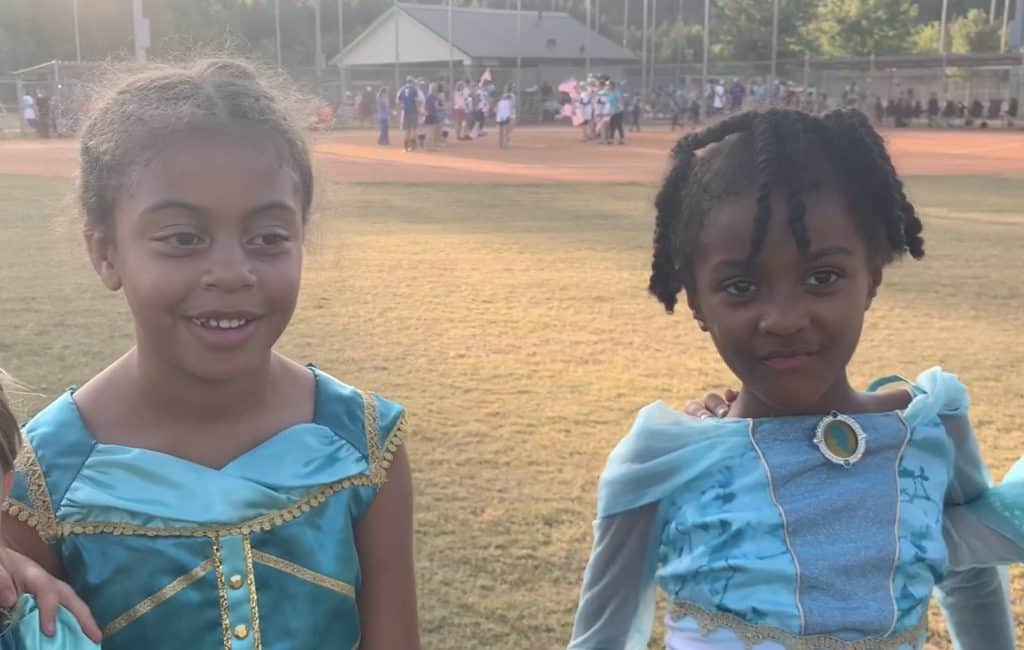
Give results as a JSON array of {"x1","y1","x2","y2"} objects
[
  {"x1": 191, "y1": 317, "x2": 250, "y2": 330},
  {"x1": 760, "y1": 352, "x2": 817, "y2": 369}
]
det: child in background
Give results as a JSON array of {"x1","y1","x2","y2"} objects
[
  {"x1": 496, "y1": 92, "x2": 514, "y2": 148},
  {"x1": 0, "y1": 59, "x2": 420, "y2": 650},
  {"x1": 0, "y1": 374, "x2": 99, "y2": 649},
  {"x1": 567, "y1": 109, "x2": 1024, "y2": 649}
]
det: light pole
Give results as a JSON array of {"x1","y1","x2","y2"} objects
[
  {"x1": 770, "y1": 0, "x2": 778, "y2": 85},
  {"x1": 1001, "y1": 0, "x2": 1012, "y2": 52},
  {"x1": 642, "y1": 0, "x2": 649, "y2": 97},
  {"x1": 651, "y1": 0, "x2": 658, "y2": 91},
  {"x1": 623, "y1": 0, "x2": 629, "y2": 48},
  {"x1": 446, "y1": 0, "x2": 454, "y2": 96},
  {"x1": 314, "y1": 0, "x2": 323, "y2": 95},
  {"x1": 338, "y1": 0, "x2": 345, "y2": 102},
  {"x1": 393, "y1": 0, "x2": 400, "y2": 94},
  {"x1": 132, "y1": 0, "x2": 149, "y2": 63},
  {"x1": 73, "y1": 0, "x2": 81, "y2": 62},
  {"x1": 275, "y1": 0, "x2": 282, "y2": 66},
  {"x1": 516, "y1": 0, "x2": 522, "y2": 93},
  {"x1": 702, "y1": 0, "x2": 709, "y2": 86},
  {"x1": 586, "y1": 0, "x2": 592, "y2": 76}
]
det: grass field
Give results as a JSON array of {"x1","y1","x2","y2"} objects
[{"x1": 0, "y1": 172, "x2": 1022, "y2": 648}]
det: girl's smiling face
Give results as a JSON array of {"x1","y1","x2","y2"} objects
[
  {"x1": 688, "y1": 188, "x2": 882, "y2": 417},
  {"x1": 87, "y1": 129, "x2": 305, "y2": 382}
]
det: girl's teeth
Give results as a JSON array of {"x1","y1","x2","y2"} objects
[{"x1": 193, "y1": 318, "x2": 248, "y2": 329}]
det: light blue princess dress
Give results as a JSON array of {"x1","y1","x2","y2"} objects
[
  {"x1": 2, "y1": 367, "x2": 406, "y2": 649},
  {"x1": 0, "y1": 595, "x2": 100, "y2": 650},
  {"x1": 568, "y1": 368, "x2": 1024, "y2": 650}
]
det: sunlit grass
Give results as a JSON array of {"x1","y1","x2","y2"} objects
[{"x1": 0, "y1": 174, "x2": 1021, "y2": 648}]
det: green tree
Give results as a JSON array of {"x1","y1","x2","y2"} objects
[
  {"x1": 710, "y1": 0, "x2": 819, "y2": 60},
  {"x1": 913, "y1": 20, "x2": 944, "y2": 53},
  {"x1": 950, "y1": 8, "x2": 1001, "y2": 52},
  {"x1": 913, "y1": 8, "x2": 1001, "y2": 54},
  {"x1": 814, "y1": 0, "x2": 919, "y2": 56}
]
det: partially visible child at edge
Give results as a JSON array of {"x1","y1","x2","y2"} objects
[
  {"x1": 0, "y1": 59, "x2": 420, "y2": 649},
  {"x1": 567, "y1": 108, "x2": 1024, "y2": 650},
  {"x1": 0, "y1": 374, "x2": 98, "y2": 649},
  {"x1": 496, "y1": 91, "x2": 514, "y2": 149}
]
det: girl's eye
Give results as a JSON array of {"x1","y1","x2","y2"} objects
[
  {"x1": 157, "y1": 232, "x2": 203, "y2": 248},
  {"x1": 250, "y1": 233, "x2": 291, "y2": 247},
  {"x1": 806, "y1": 270, "x2": 842, "y2": 287},
  {"x1": 723, "y1": 279, "x2": 757, "y2": 297}
]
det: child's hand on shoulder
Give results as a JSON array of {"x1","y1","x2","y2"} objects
[
  {"x1": 684, "y1": 388, "x2": 738, "y2": 419},
  {"x1": 0, "y1": 547, "x2": 102, "y2": 643}
]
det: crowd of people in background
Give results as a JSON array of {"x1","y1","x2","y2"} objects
[
  {"x1": 558, "y1": 74, "x2": 628, "y2": 145},
  {"x1": 344, "y1": 74, "x2": 518, "y2": 152},
  {"x1": 871, "y1": 87, "x2": 1020, "y2": 129}
]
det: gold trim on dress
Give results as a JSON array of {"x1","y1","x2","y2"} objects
[
  {"x1": 212, "y1": 536, "x2": 232, "y2": 650},
  {"x1": 361, "y1": 391, "x2": 384, "y2": 484},
  {"x1": 6, "y1": 441, "x2": 59, "y2": 543},
  {"x1": 103, "y1": 558, "x2": 214, "y2": 638},
  {"x1": 242, "y1": 535, "x2": 262, "y2": 650},
  {"x1": 2, "y1": 498, "x2": 57, "y2": 543},
  {"x1": 51, "y1": 474, "x2": 377, "y2": 539},
  {"x1": 12, "y1": 400, "x2": 410, "y2": 541},
  {"x1": 251, "y1": 550, "x2": 355, "y2": 598},
  {"x1": 669, "y1": 600, "x2": 927, "y2": 650}
]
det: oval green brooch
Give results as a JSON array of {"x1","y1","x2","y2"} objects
[{"x1": 813, "y1": 411, "x2": 867, "y2": 467}]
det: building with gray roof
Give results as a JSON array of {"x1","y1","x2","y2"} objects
[{"x1": 334, "y1": 3, "x2": 636, "y2": 93}]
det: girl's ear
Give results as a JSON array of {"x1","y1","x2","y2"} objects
[
  {"x1": 84, "y1": 226, "x2": 123, "y2": 291},
  {"x1": 2, "y1": 472, "x2": 12, "y2": 500},
  {"x1": 685, "y1": 289, "x2": 708, "y2": 332}
]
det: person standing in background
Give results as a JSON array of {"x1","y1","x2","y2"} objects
[
  {"x1": 377, "y1": 86, "x2": 391, "y2": 146},
  {"x1": 20, "y1": 91, "x2": 37, "y2": 134}
]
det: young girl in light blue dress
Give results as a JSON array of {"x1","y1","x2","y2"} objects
[
  {"x1": 0, "y1": 376, "x2": 97, "y2": 650},
  {"x1": 568, "y1": 108, "x2": 1024, "y2": 650},
  {"x1": 0, "y1": 59, "x2": 419, "y2": 649}
]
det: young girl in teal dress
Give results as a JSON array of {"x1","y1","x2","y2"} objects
[
  {"x1": 0, "y1": 375, "x2": 97, "y2": 649},
  {"x1": 567, "y1": 109, "x2": 1024, "y2": 649},
  {"x1": 0, "y1": 59, "x2": 420, "y2": 649}
]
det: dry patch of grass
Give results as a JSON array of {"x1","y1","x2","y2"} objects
[{"x1": 0, "y1": 175, "x2": 1021, "y2": 648}]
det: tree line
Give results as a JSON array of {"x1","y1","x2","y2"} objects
[{"x1": 0, "y1": 0, "x2": 1018, "y2": 73}]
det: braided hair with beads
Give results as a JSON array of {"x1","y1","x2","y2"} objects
[{"x1": 649, "y1": 108, "x2": 924, "y2": 314}]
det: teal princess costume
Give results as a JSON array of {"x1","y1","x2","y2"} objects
[
  {"x1": 2, "y1": 368, "x2": 406, "y2": 649},
  {"x1": 0, "y1": 595, "x2": 99, "y2": 650},
  {"x1": 568, "y1": 368, "x2": 1024, "y2": 650}
]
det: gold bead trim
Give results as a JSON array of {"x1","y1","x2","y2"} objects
[
  {"x1": 361, "y1": 391, "x2": 384, "y2": 485},
  {"x1": 3, "y1": 440, "x2": 59, "y2": 543},
  {"x1": 212, "y1": 536, "x2": 231, "y2": 650},
  {"x1": 3, "y1": 499, "x2": 58, "y2": 544},
  {"x1": 242, "y1": 535, "x2": 262, "y2": 650},
  {"x1": 251, "y1": 550, "x2": 355, "y2": 598},
  {"x1": 669, "y1": 600, "x2": 927, "y2": 650},
  {"x1": 102, "y1": 558, "x2": 214, "y2": 638},
  {"x1": 6, "y1": 397, "x2": 408, "y2": 541}
]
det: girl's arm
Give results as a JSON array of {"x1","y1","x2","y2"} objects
[
  {"x1": 1, "y1": 517, "x2": 102, "y2": 642},
  {"x1": 354, "y1": 445, "x2": 420, "y2": 650},
  {"x1": 935, "y1": 413, "x2": 1017, "y2": 650},
  {"x1": 567, "y1": 502, "x2": 660, "y2": 650}
]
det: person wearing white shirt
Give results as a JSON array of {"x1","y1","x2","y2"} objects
[{"x1": 20, "y1": 93, "x2": 37, "y2": 132}]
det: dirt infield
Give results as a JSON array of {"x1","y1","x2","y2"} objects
[{"x1": 1, "y1": 125, "x2": 1022, "y2": 183}]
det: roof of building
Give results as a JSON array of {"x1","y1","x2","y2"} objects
[{"x1": 338, "y1": 4, "x2": 636, "y2": 65}]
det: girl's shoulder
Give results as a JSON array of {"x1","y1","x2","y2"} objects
[
  {"x1": 596, "y1": 401, "x2": 749, "y2": 517},
  {"x1": 870, "y1": 366, "x2": 970, "y2": 427},
  {"x1": 308, "y1": 365, "x2": 407, "y2": 482},
  {"x1": 5, "y1": 391, "x2": 96, "y2": 541}
]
